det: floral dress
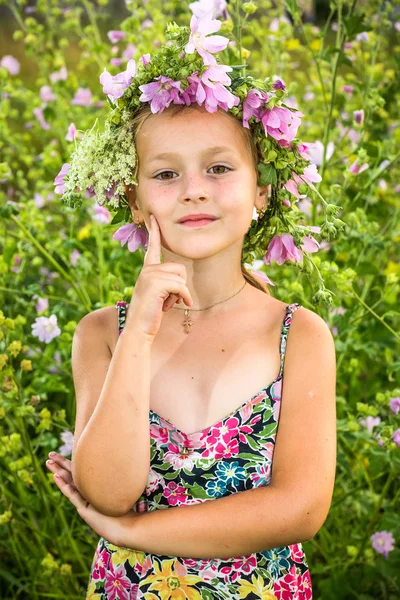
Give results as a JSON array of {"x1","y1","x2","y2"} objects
[{"x1": 86, "y1": 301, "x2": 313, "y2": 600}]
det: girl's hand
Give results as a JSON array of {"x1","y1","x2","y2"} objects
[
  {"x1": 125, "y1": 213, "x2": 193, "y2": 341},
  {"x1": 46, "y1": 452, "x2": 139, "y2": 548}
]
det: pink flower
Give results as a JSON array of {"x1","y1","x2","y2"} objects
[
  {"x1": 110, "y1": 58, "x2": 123, "y2": 67},
  {"x1": 348, "y1": 158, "x2": 369, "y2": 174},
  {"x1": 261, "y1": 105, "x2": 304, "y2": 143},
  {"x1": 140, "y1": 53, "x2": 151, "y2": 67},
  {"x1": 107, "y1": 30, "x2": 126, "y2": 44},
  {"x1": 272, "y1": 77, "x2": 286, "y2": 90},
  {"x1": 33, "y1": 107, "x2": 51, "y2": 130},
  {"x1": 284, "y1": 163, "x2": 322, "y2": 198},
  {"x1": 40, "y1": 85, "x2": 56, "y2": 102},
  {"x1": 301, "y1": 235, "x2": 320, "y2": 253},
  {"x1": 53, "y1": 163, "x2": 71, "y2": 195},
  {"x1": 371, "y1": 531, "x2": 395, "y2": 560},
  {"x1": 139, "y1": 75, "x2": 183, "y2": 113},
  {"x1": 184, "y1": 11, "x2": 230, "y2": 66},
  {"x1": 31, "y1": 314, "x2": 61, "y2": 344},
  {"x1": 100, "y1": 59, "x2": 137, "y2": 103},
  {"x1": 122, "y1": 43, "x2": 136, "y2": 60},
  {"x1": 264, "y1": 233, "x2": 303, "y2": 266},
  {"x1": 50, "y1": 66, "x2": 68, "y2": 83},
  {"x1": 113, "y1": 222, "x2": 149, "y2": 252},
  {"x1": 33, "y1": 295, "x2": 49, "y2": 314},
  {"x1": 342, "y1": 84, "x2": 355, "y2": 96},
  {"x1": 189, "y1": 0, "x2": 228, "y2": 21},
  {"x1": 70, "y1": 249, "x2": 81, "y2": 267},
  {"x1": 93, "y1": 204, "x2": 112, "y2": 224},
  {"x1": 242, "y1": 88, "x2": 269, "y2": 128},
  {"x1": 196, "y1": 64, "x2": 240, "y2": 112},
  {"x1": 0, "y1": 55, "x2": 20, "y2": 75},
  {"x1": 104, "y1": 562, "x2": 131, "y2": 599},
  {"x1": 303, "y1": 140, "x2": 334, "y2": 166},
  {"x1": 353, "y1": 109, "x2": 364, "y2": 125},
  {"x1": 359, "y1": 416, "x2": 381, "y2": 433},
  {"x1": 389, "y1": 397, "x2": 400, "y2": 414},
  {"x1": 71, "y1": 88, "x2": 92, "y2": 106},
  {"x1": 393, "y1": 429, "x2": 400, "y2": 447},
  {"x1": 65, "y1": 122, "x2": 79, "y2": 142}
]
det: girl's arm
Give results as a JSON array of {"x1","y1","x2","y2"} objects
[{"x1": 71, "y1": 310, "x2": 153, "y2": 517}]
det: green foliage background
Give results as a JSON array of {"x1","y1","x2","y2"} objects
[{"x1": 0, "y1": 0, "x2": 399, "y2": 598}]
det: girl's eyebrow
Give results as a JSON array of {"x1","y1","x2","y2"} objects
[{"x1": 148, "y1": 145, "x2": 236, "y2": 163}]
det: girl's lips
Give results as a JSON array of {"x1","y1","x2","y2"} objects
[{"x1": 179, "y1": 218, "x2": 219, "y2": 228}]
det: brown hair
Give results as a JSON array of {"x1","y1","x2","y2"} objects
[{"x1": 129, "y1": 103, "x2": 270, "y2": 295}]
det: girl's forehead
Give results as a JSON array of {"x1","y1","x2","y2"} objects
[{"x1": 138, "y1": 110, "x2": 244, "y2": 155}]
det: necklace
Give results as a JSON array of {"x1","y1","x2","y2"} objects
[{"x1": 171, "y1": 280, "x2": 247, "y2": 334}]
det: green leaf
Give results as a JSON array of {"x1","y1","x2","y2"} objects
[
  {"x1": 187, "y1": 482, "x2": 211, "y2": 500},
  {"x1": 257, "y1": 163, "x2": 277, "y2": 186},
  {"x1": 258, "y1": 423, "x2": 277, "y2": 438},
  {"x1": 343, "y1": 15, "x2": 371, "y2": 37}
]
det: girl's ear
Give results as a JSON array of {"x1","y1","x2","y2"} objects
[
  {"x1": 255, "y1": 185, "x2": 270, "y2": 211},
  {"x1": 124, "y1": 182, "x2": 140, "y2": 212}
]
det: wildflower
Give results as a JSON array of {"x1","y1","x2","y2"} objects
[
  {"x1": 65, "y1": 123, "x2": 80, "y2": 142},
  {"x1": 189, "y1": 0, "x2": 228, "y2": 21},
  {"x1": 70, "y1": 249, "x2": 81, "y2": 267},
  {"x1": 53, "y1": 163, "x2": 71, "y2": 195},
  {"x1": 40, "y1": 85, "x2": 56, "y2": 102},
  {"x1": 31, "y1": 315, "x2": 61, "y2": 344},
  {"x1": 353, "y1": 109, "x2": 364, "y2": 125},
  {"x1": 303, "y1": 140, "x2": 334, "y2": 166},
  {"x1": 107, "y1": 30, "x2": 126, "y2": 44},
  {"x1": 389, "y1": 397, "x2": 400, "y2": 414},
  {"x1": 72, "y1": 88, "x2": 92, "y2": 106},
  {"x1": 93, "y1": 204, "x2": 112, "y2": 224},
  {"x1": 261, "y1": 105, "x2": 304, "y2": 143},
  {"x1": 348, "y1": 158, "x2": 369, "y2": 174},
  {"x1": 0, "y1": 55, "x2": 20, "y2": 75},
  {"x1": 50, "y1": 66, "x2": 68, "y2": 83},
  {"x1": 242, "y1": 88, "x2": 269, "y2": 128},
  {"x1": 58, "y1": 431, "x2": 74, "y2": 456},
  {"x1": 100, "y1": 59, "x2": 137, "y2": 104},
  {"x1": 139, "y1": 75, "x2": 183, "y2": 114},
  {"x1": 113, "y1": 222, "x2": 149, "y2": 252},
  {"x1": 264, "y1": 233, "x2": 303, "y2": 266},
  {"x1": 359, "y1": 416, "x2": 381, "y2": 433},
  {"x1": 122, "y1": 43, "x2": 136, "y2": 61},
  {"x1": 370, "y1": 531, "x2": 395, "y2": 559},
  {"x1": 393, "y1": 429, "x2": 400, "y2": 447},
  {"x1": 33, "y1": 107, "x2": 51, "y2": 130},
  {"x1": 32, "y1": 295, "x2": 49, "y2": 314},
  {"x1": 184, "y1": 10, "x2": 230, "y2": 66},
  {"x1": 7, "y1": 340, "x2": 22, "y2": 358}
]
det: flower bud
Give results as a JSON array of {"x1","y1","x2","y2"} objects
[{"x1": 242, "y1": 2, "x2": 258, "y2": 15}]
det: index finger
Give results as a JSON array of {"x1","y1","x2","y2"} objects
[{"x1": 143, "y1": 214, "x2": 161, "y2": 266}]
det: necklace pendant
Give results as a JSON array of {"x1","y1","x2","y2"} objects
[{"x1": 182, "y1": 309, "x2": 194, "y2": 334}]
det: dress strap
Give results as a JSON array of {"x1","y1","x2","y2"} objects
[
  {"x1": 278, "y1": 303, "x2": 302, "y2": 378},
  {"x1": 116, "y1": 300, "x2": 128, "y2": 336}
]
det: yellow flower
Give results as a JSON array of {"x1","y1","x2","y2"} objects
[
  {"x1": 7, "y1": 340, "x2": 22, "y2": 358},
  {"x1": 310, "y1": 38, "x2": 322, "y2": 51},
  {"x1": 109, "y1": 545, "x2": 146, "y2": 570},
  {"x1": 78, "y1": 223, "x2": 92, "y2": 240},
  {"x1": 140, "y1": 558, "x2": 204, "y2": 599},
  {"x1": 237, "y1": 572, "x2": 278, "y2": 599},
  {"x1": 286, "y1": 38, "x2": 300, "y2": 51},
  {"x1": 0, "y1": 354, "x2": 8, "y2": 370},
  {"x1": 21, "y1": 359, "x2": 32, "y2": 371}
]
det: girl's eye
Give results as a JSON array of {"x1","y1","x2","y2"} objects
[{"x1": 154, "y1": 165, "x2": 231, "y2": 180}]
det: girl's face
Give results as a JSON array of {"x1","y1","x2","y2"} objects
[{"x1": 127, "y1": 104, "x2": 268, "y2": 260}]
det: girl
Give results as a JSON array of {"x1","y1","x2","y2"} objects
[{"x1": 46, "y1": 102, "x2": 337, "y2": 599}]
